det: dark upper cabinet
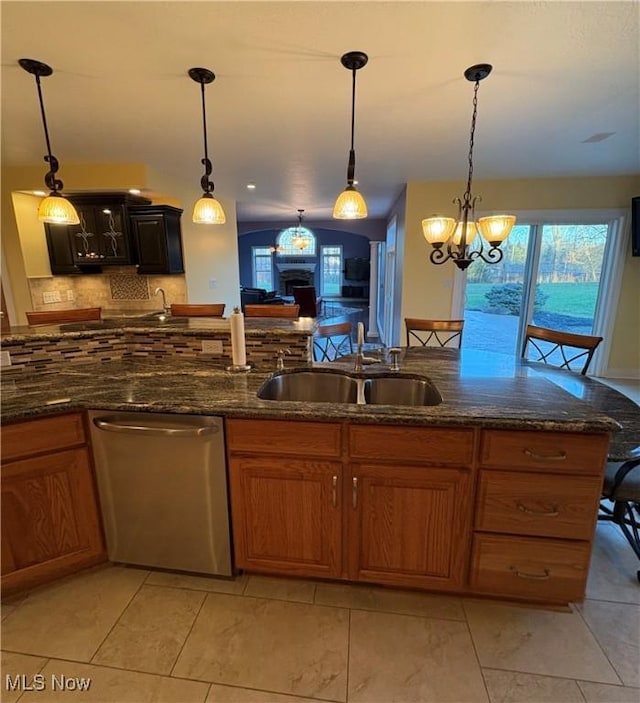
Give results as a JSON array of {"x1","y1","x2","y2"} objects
[
  {"x1": 129, "y1": 205, "x2": 184, "y2": 274},
  {"x1": 44, "y1": 193, "x2": 151, "y2": 274}
]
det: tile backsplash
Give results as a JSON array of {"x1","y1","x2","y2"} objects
[{"x1": 28, "y1": 267, "x2": 186, "y2": 314}]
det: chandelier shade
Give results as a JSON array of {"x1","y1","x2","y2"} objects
[
  {"x1": 478, "y1": 215, "x2": 516, "y2": 243},
  {"x1": 333, "y1": 51, "x2": 368, "y2": 220},
  {"x1": 19, "y1": 58, "x2": 80, "y2": 226},
  {"x1": 189, "y1": 66, "x2": 225, "y2": 225},
  {"x1": 422, "y1": 64, "x2": 515, "y2": 270}
]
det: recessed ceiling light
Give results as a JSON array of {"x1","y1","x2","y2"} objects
[
  {"x1": 246, "y1": 183, "x2": 256, "y2": 190},
  {"x1": 581, "y1": 132, "x2": 616, "y2": 143},
  {"x1": 33, "y1": 190, "x2": 46, "y2": 196},
  {"x1": 128, "y1": 188, "x2": 141, "y2": 195}
]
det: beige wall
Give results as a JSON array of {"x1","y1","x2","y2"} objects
[{"x1": 402, "y1": 175, "x2": 640, "y2": 375}]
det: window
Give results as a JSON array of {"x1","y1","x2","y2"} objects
[
  {"x1": 321, "y1": 245, "x2": 342, "y2": 296},
  {"x1": 276, "y1": 227, "x2": 317, "y2": 256},
  {"x1": 252, "y1": 246, "x2": 273, "y2": 289}
]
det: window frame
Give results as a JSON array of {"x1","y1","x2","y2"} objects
[
  {"x1": 320, "y1": 244, "x2": 343, "y2": 297},
  {"x1": 251, "y1": 246, "x2": 274, "y2": 290}
]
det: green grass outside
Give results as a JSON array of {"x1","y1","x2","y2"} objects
[{"x1": 465, "y1": 282, "x2": 599, "y2": 317}]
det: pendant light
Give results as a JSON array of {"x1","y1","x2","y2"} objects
[
  {"x1": 189, "y1": 67, "x2": 226, "y2": 225},
  {"x1": 19, "y1": 58, "x2": 79, "y2": 225},
  {"x1": 422, "y1": 64, "x2": 515, "y2": 270},
  {"x1": 333, "y1": 51, "x2": 368, "y2": 219},
  {"x1": 291, "y1": 209, "x2": 311, "y2": 250}
]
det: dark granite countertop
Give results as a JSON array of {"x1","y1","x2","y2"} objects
[
  {"x1": 2, "y1": 346, "x2": 637, "y2": 460},
  {"x1": 1, "y1": 316, "x2": 315, "y2": 343}
]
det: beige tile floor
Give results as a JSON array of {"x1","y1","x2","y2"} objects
[{"x1": 1, "y1": 523, "x2": 638, "y2": 703}]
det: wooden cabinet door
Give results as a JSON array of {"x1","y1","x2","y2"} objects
[
  {"x1": 68, "y1": 206, "x2": 102, "y2": 264},
  {"x1": 1, "y1": 447, "x2": 106, "y2": 595},
  {"x1": 229, "y1": 456, "x2": 342, "y2": 578},
  {"x1": 130, "y1": 208, "x2": 184, "y2": 274},
  {"x1": 348, "y1": 463, "x2": 472, "y2": 591},
  {"x1": 94, "y1": 205, "x2": 132, "y2": 264}
]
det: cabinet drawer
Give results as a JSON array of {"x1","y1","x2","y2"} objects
[
  {"x1": 480, "y1": 430, "x2": 608, "y2": 475},
  {"x1": 469, "y1": 533, "x2": 591, "y2": 603},
  {"x1": 2, "y1": 413, "x2": 86, "y2": 463},
  {"x1": 226, "y1": 419, "x2": 342, "y2": 458},
  {"x1": 475, "y1": 470, "x2": 602, "y2": 540},
  {"x1": 349, "y1": 425, "x2": 474, "y2": 466}
]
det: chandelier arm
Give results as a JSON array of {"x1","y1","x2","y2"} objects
[
  {"x1": 429, "y1": 247, "x2": 449, "y2": 265},
  {"x1": 476, "y1": 245, "x2": 504, "y2": 265}
]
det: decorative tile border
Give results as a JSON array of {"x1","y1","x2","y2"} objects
[{"x1": 1, "y1": 330, "x2": 309, "y2": 374}]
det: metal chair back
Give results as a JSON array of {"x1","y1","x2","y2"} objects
[
  {"x1": 405, "y1": 318, "x2": 464, "y2": 348},
  {"x1": 522, "y1": 324, "x2": 603, "y2": 375}
]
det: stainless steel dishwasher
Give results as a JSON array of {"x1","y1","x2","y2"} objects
[{"x1": 88, "y1": 411, "x2": 232, "y2": 576}]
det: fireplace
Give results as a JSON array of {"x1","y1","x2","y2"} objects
[{"x1": 276, "y1": 265, "x2": 316, "y2": 295}]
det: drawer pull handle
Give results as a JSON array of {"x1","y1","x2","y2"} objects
[
  {"x1": 352, "y1": 477, "x2": 358, "y2": 509},
  {"x1": 512, "y1": 567, "x2": 551, "y2": 580},
  {"x1": 332, "y1": 475, "x2": 338, "y2": 508},
  {"x1": 516, "y1": 502, "x2": 559, "y2": 517},
  {"x1": 523, "y1": 448, "x2": 567, "y2": 461}
]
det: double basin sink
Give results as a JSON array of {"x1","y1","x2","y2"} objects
[{"x1": 257, "y1": 369, "x2": 442, "y2": 407}]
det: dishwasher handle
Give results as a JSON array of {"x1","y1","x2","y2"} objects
[{"x1": 93, "y1": 417, "x2": 219, "y2": 438}]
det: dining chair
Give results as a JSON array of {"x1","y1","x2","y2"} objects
[
  {"x1": 26, "y1": 307, "x2": 102, "y2": 325},
  {"x1": 405, "y1": 318, "x2": 465, "y2": 348},
  {"x1": 521, "y1": 324, "x2": 603, "y2": 375},
  {"x1": 170, "y1": 303, "x2": 225, "y2": 317},
  {"x1": 599, "y1": 457, "x2": 640, "y2": 582},
  {"x1": 313, "y1": 322, "x2": 353, "y2": 361},
  {"x1": 244, "y1": 304, "x2": 300, "y2": 319},
  {"x1": 292, "y1": 286, "x2": 322, "y2": 318}
]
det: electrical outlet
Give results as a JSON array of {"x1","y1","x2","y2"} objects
[
  {"x1": 208, "y1": 278, "x2": 217, "y2": 289},
  {"x1": 201, "y1": 340, "x2": 223, "y2": 354},
  {"x1": 0, "y1": 351, "x2": 12, "y2": 367},
  {"x1": 66, "y1": 290, "x2": 75, "y2": 301},
  {"x1": 43, "y1": 291, "x2": 62, "y2": 304}
]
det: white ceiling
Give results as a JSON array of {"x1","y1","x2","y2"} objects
[{"x1": 2, "y1": 1, "x2": 638, "y2": 222}]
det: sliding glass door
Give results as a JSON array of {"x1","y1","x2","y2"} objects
[{"x1": 461, "y1": 212, "x2": 625, "y2": 372}]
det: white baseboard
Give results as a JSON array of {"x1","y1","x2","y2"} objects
[{"x1": 600, "y1": 368, "x2": 640, "y2": 380}]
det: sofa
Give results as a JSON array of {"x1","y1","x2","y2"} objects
[{"x1": 240, "y1": 287, "x2": 284, "y2": 311}]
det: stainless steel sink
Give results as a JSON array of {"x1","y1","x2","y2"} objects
[
  {"x1": 363, "y1": 375, "x2": 442, "y2": 406},
  {"x1": 257, "y1": 371, "x2": 358, "y2": 403}
]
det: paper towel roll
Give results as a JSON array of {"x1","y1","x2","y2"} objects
[{"x1": 230, "y1": 307, "x2": 247, "y2": 366}]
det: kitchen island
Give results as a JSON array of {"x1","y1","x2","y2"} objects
[{"x1": 2, "y1": 342, "x2": 637, "y2": 605}]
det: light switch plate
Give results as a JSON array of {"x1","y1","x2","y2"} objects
[
  {"x1": 66, "y1": 290, "x2": 75, "y2": 301},
  {"x1": 201, "y1": 340, "x2": 223, "y2": 354}
]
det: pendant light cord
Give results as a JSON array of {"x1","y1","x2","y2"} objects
[
  {"x1": 34, "y1": 73, "x2": 62, "y2": 193},
  {"x1": 199, "y1": 79, "x2": 214, "y2": 194},
  {"x1": 346, "y1": 67, "x2": 357, "y2": 186},
  {"x1": 463, "y1": 79, "x2": 480, "y2": 205}
]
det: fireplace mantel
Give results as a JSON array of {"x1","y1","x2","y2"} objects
[{"x1": 275, "y1": 263, "x2": 317, "y2": 272}]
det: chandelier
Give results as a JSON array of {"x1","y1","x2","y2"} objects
[
  {"x1": 291, "y1": 209, "x2": 311, "y2": 250},
  {"x1": 422, "y1": 64, "x2": 515, "y2": 270}
]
